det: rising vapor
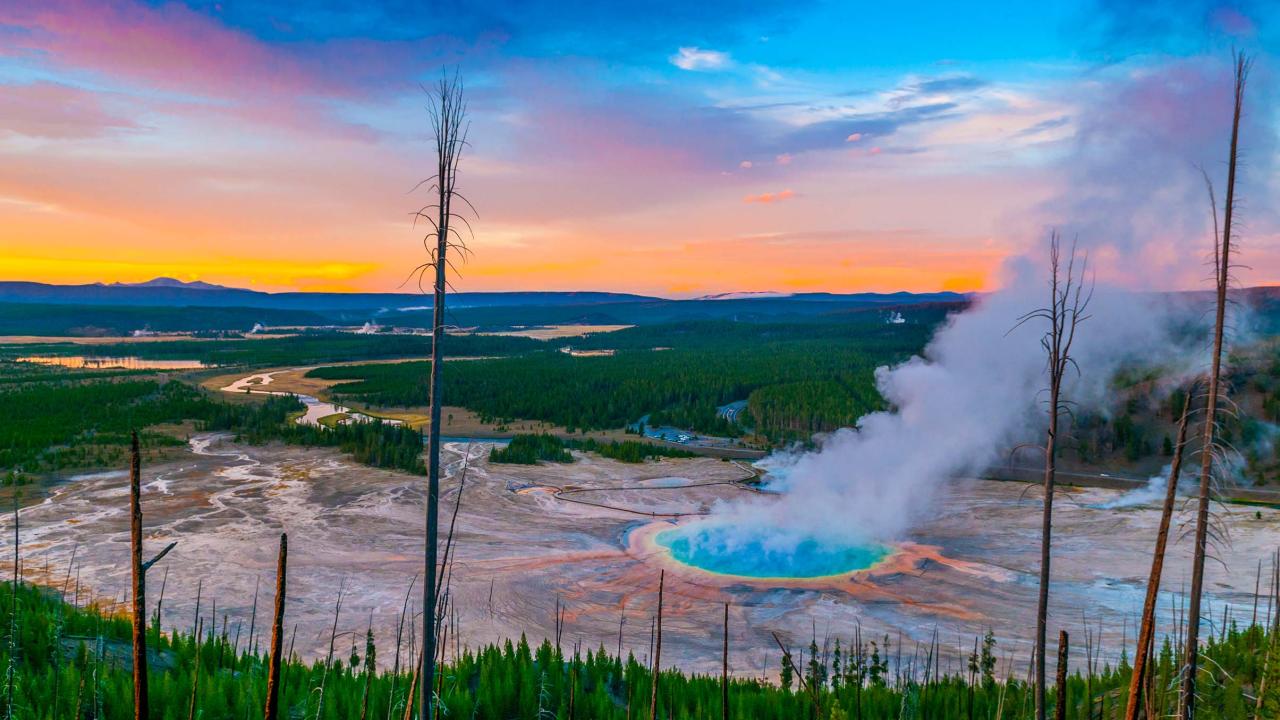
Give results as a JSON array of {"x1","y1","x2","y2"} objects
[{"x1": 692, "y1": 52, "x2": 1278, "y2": 552}]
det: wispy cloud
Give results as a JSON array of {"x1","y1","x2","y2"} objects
[
  {"x1": 886, "y1": 74, "x2": 989, "y2": 109},
  {"x1": 670, "y1": 46, "x2": 731, "y2": 71},
  {"x1": 1011, "y1": 115, "x2": 1071, "y2": 139},
  {"x1": 0, "y1": 82, "x2": 137, "y2": 139},
  {"x1": 781, "y1": 102, "x2": 959, "y2": 153},
  {"x1": 744, "y1": 189, "x2": 795, "y2": 204}
]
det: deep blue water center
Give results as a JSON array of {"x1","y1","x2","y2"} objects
[{"x1": 655, "y1": 523, "x2": 890, "y2": 578}]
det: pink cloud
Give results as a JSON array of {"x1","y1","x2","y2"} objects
[
  {"x1": 0, "y1": 1, "x2": 459, "y2": 105},
  {"x1": 775, "y1": 153, "x2": 792, "y2": 165},
  {"x1": 743, "y1": 189, "x2": 796, "y2": 204},
  {"x1": 0, "y1": 1, "x2": 444, "y2": 143},
  {"x1": 845, "y1": 132, "x2": 862, "y2": 142},
  {"x1": 498, "y1": 63, "x2": 762, "y2": 184},
  {"x1": 1, "y1": 2, "x2": 318, "y2": 99},
  {"x1": 0, "y1": 82, "x2": 136, "y2": 138}
]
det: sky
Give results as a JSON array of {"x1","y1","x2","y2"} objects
[{"x1": 0, "y1": 1, "x2": 1277, "y2": 296}]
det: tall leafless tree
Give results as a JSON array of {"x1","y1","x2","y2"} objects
[
  {"x1": 1014, "y1": 233, "x2": 1091, "y2": 720},
  {"x1": 187, "y1": 618, "x2": 202, "y2": 720},
  {"x1": 1181, "y1": 52, "x2": 1250, "y2": 720},
  {"x1": 1054, "y1": 630, "x2": 1068, "y2": 720},
  {"x1": 127, "y1": 432, "x2": 176, "y2": 720},
  {"x1": 360, "y1": 612, "x2": 376, "y2": 720},
  {"x1": 650, "y1": 570, "x2": 664, "y2": 720},
  {"x1": 264, "y1": 533, "x2": 287, "y2": 720},
  {"x1": 410, "y1": 70, "x2": 471, "y2": 720},
  {"x1": 130, "y1": 432, "x2": 148, "y2": 720},
  {"x1": 5, "y1": 494, "x2": 16, "y2": 720},
  {"x1": 1124, "y1": 389, "x2": 1194, "y2": 720},
  {"x1": 388, "y1": 575, "x2": 416, "y2": 720},
  {"x1": 722, "y1": 603, "x2": 730, "y2": 720}
]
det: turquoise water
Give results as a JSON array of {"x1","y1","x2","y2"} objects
[{"x1": 655, "y1": 523, "x2": 890, "y2": 578}]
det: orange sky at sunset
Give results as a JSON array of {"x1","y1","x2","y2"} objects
[
  {"x1": 1, "y1": 2, "x2": 1277, "y2": 296},
  {"x1": 0, "y1": 109, "x2": 1032, "y2": 294}
]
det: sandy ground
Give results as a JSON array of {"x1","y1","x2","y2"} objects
[{"x1": 12, "y1": 436, "x2": 1280, "y2": 680}]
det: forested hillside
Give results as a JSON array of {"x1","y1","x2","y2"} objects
[
  {"x1": 1057, "y1": 343, "x2": 1280, "y2": 484},
  {"x1": 0, "y1": 364, "x2": 217, "y2": 471},
  {"x1": 310, "y1": 315, "x2": 939, "y2": 442},
  {"x1": 0, "y1": 362, "x2": 425, "y2": 476}
]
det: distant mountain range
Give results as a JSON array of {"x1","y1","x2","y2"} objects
[
  {"x1": 0, "y1": 279, "x2": 657, "y2": 312},
  {"x1": 8, "y1": 278, "x2": 1279, "y2": 337},
  {"x1": 110, "y1": 277, "x2": 229, "y2": 291},
  {"x1": 693, "y1": 290, "x2": 967, "y2": 304},
  {"x1": 0, "y1": 279, "x2": 969, "y2": 313},
  {"x1": 0, "y1": 279, "x2": 980, "y2": 334}
]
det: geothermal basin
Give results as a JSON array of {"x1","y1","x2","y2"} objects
[
  {"x1": 12, "y1": 433, "x2": 1280, "y2": 679},
  {"x1": 653, "y1": 521, "x2": 892, "y2": 579}
]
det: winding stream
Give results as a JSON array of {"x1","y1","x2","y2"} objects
[{"x1": 221, "y1": 369, "x2": 400, "y2": 427}]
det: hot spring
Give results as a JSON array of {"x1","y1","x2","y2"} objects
[{"x1": 654, "y1": 521, "x2": 891, "y2": 579}]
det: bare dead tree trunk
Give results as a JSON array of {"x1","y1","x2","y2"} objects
[
  {"x1": 130, "y1": 432, "x2": 149, "y2": 720},
  {"x1": 389, "y1": 576, "x2": 416, "y2": 720},
  {"x1": 316, "y1": 582, "x2": 345, "y2": 720},
  {"x1": 191, "y1": 578, "x2": 201, "y2": 640},
  {"x1": 416, "y1": 70, "x2": 470, "y2": 720},
  {"x1": 554, "y1": 596, "x2": 563, "y2": 651},
  {"x1": 4, "y1": 494, "x2": 16, "y2": 720},
  {"x1": 968, "y1": 635, "x2": 978, "y2": 720},
  {"x1": 1017, "y1": 233, "x2": 1091, "y2": 720},
  {"x1": 187, "y1": 618, "x2": 202, "y2": 720},
  {"x1": 1145, "y1": 622, "x2": 1158, "y2": 720},
  {"x1": 648, "y1": 616, "x2": 655, "y2": 671},
  {"x1": 568, "y1": 659, "x2": 577, "y2": 720},
  {"x1": 1254, "y1": 561, "x2": 1263, "y2": 629},
  {"x1": 404, "y1": 650, "x2": 424, "y2": 720},
  {"x1": 722, "y1": 603, "x2": 730, "y2": 720},
  {"x1": 247, "y1": 575, "x2": 259, "y2": 658},
  {"x1": 264, "y1": 533, "x2": 287, "y2": 720},
  {"x1": 431, "y1": 445, "x2": 472, "y2": 688},
  {"x1": 361, "y1": 613, "x2": 375, "y2": 720},
  {"x1": 1055, "y1": 631, "x2": 1068, "y2": 720},
  {"x1": 153, "y1": 566, "x2": 169, "y2": 649},
  {"x1": 1124, "y1": 390, "x2": 1193, "y2": 720},
  {"x1": 1181, "y1": 52, "x2": 1249, "y2": 720},
  {"x1": 650, "y1": 571, "x2": 664, "y2": 720},
  {"x1": 1257, "y1": 557, "x2": 1280, "y2": 717}
]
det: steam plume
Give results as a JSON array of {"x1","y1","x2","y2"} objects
[{"x1": 694, "y1": 52, "x2": 1277, "y2": 551}]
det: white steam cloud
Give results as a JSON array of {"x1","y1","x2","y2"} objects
[
  {"x1": 1093, "y1": 465, "x2": 1181, "y2": 510},
  {"x1": 711, "y1": 277, "x2": 1188, "y2": 547},
  {"x1": 694, "y1": 48, "x2": 1278, "y2": 551}
]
